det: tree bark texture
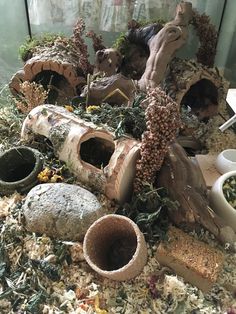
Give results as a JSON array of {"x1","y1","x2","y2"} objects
[
  {"x1": 138, "y1": 1, "x2": 193, "y2": 91},
  {"x1": 9, "y1": 39, "x2": 86, "y2": 97}
]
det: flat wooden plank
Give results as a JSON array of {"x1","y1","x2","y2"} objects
[{"x1": 195, "y1": 154, "x2": 221, "y2": 188}]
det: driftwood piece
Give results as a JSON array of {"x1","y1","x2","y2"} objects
[
  {"x1": 82, "y1": 73, "x2": 136, "y2": 106},
  {"x1": 157, "y1": 142, "x2": 236, "y2": 250},
  {"x1": 94, "y1": 48, "x2": 122, "y2": 77},
  {"x1": 138, "y1": 1, "x2": 193, "y2": 91}
]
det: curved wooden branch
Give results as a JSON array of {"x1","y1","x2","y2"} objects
[{"x1": 138, "y1": 1, "x2": 193, "y2": 91}]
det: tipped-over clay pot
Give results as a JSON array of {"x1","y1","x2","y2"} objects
[
  {"x1": 0, "y1": 146, "x2": 44, "y2": 196},
  {"x1": 83, "y1": 214, "x2": 148, "y2": 281}
]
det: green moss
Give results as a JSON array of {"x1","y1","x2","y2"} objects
[
  {"x1": 113, "y1": 33, "x2": 130, "y2": 57},
  {"x1": 49, "y1": 123, "x2": 70, "y2": 153},
  {"x1": 113, "y1": 19, "x2": 165, "y2": 58},
  {"x1": 19, "y1": 33, "x2": 67, "y2": 62}
]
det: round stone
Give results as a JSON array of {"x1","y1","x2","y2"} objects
[{"x1": 23, "y1": 183, "x2": 105, "y2": 241}]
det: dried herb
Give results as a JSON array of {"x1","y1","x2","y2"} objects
[
  {"x1": 119, "y1": 182, "x2": 178, "y2": 243},
  {"x1": 26, "y1": 291, "x2": 47, "y2": 314},
  {"x1": 73, "y1": 97, "x2": 146, "y2": 140},
  {"x1": 0, "y1": 244, "x2": 10, "y2": 279},
  {"x1": 30, "y1": 259, "x2": 60, "y2": 281},
  {"x1": 223, "y1": 176, "x2": 236, "y2": 209},
  {"x1": 53, "y1": 241, "x2": 71, "y2": 264},
  {"x1": 191, "y1": 10, "x2": 218, "y2": 67}
]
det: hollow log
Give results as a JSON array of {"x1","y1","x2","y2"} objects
[
  {"x1": 161, "y1": 58, "x2": 229, "y2": 151},
  {"x1": 162, "y1": 58, "x2": 229, "y2": 112},
  {"x1": 21, "y1": 104, "x2": 140, "y2": 204},
  {"x1": 157, "y1": 142, "x2": 236, "y2": 251},
  {"x1": 9, "y1": 39, "x2": 86, "y2": 104},
  {"x1": 138, "y1": 1, "x2": 193, "y2": 91}
]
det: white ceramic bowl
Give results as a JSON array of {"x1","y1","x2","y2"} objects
[
  {"x1": 210, "y1": 170, "x2": 236, "y2": 232},
  {"x1": 215, "y1": 149, "x2": 236, "y2": 174}
]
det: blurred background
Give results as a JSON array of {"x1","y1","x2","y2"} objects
[{"x1": 0, "y1": 0, "x2": 235, "y2": 87}]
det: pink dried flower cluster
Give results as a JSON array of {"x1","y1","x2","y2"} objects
[
  {"x1": 134, "y1": 87, "x2": 181, "y2": 192},
  {"x1": 72, "y1": 18, "x2": 93, "y2": 74},
  {"x1": 191, "y1": 10, "x2": 218, "y2": 67},
  {"x1": 86, "y1": 30, "x2": 106, "y2": 53}
]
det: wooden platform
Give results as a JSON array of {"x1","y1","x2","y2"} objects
[{"x1": 194, "y1": 154, "x2": 221, "y2": 188}]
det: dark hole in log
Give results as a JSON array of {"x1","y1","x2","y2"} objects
[
  {"x1": 80, "y1": 137, "x2": 115, "y2": 169},
  {"x1": 181, "y1": 79, "x2": 218, "y2": 122},
  {"x1": 0, "y1": 149, "x2": 36, "y2": 182},
  {"x1": 33, "y1": 70, "x2": 74, "y2": 104},
  {"x1": 106, "y1": 236, "x2": 137, "y2": 270}
]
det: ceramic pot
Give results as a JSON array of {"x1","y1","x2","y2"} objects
[
  {"x1": 215, "y1": 149, "x2": 236, "y2": 174},
  {"x1": 83, "y1": 214, "x2": 148, "y2": 281},
  {"x1": 0, "y1": 146, "x2": 44, "y2": 196},
  {"x1": 210, "y1": 170, "x2": 236, "y2": 232}
]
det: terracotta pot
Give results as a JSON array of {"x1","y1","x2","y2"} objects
[
  {"x1": 83, "y1": 214, "x2": 148, "y2": 281},
  {"x1": 21, "y1": 105, "x2": 140, "y2": 203},
  {"x1": 0, "y1": 146, "x2": 44, "y2": 196}
]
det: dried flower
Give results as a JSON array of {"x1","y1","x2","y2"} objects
[
  {"x1": 134, "y1": 87, "x2": 181, "y2": 192},
  {"x1": 37, "y1": 167, "x2": 63, "y2": 183},
  {"x1": 14, "y1": 81, "x2": 48, "y2": 114},
  {"x1": 94, "y1": 295, "x2": 108, "y2": 314},
  {"x1": 86, "y1": 105, "x2": 101, "y2": 113},
  {"x1": 69, "y1": 243, "x2": 84, "y2": 263},
  {"x1": 191, "y1": 9, "x2": 218, "y2": 67},
  {"x1": 64, "y1": 105, "x2": 74, "y2": 112},
  {"x1": 72, "y1": 18, "x2": 93, "y2": 74},
  {"x1": 86, "y1": 30, "x2": 106, "y2": 53}
]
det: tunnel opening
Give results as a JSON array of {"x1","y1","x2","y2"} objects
[
  {"x1": 181, "y1": 79, "x2": 219, "y2": 122},
  {"x1": 33, "y1": 70, "x2": 75, "y2": 104},
  {"x1": 80, "y1": 137, "x2": 115, "y2": 169}
]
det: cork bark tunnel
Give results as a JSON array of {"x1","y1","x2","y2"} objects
[
  {"x1": 9, "y1": 40, "x2": 86, "y2": 104},
  {"x1": 180, "y1": 78, "x2": 219, "y2": 121},
  {"x1": 163, "y1": 58, "x2": 228, "y2": 119}
]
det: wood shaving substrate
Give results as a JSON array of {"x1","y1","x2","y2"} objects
[{"x1": 0, "y1": 194, "x2": 236, "y2": 314}]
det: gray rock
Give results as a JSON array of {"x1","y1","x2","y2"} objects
[{"x1": 23, "y1": 183, "x2": 105, "y2": 241}]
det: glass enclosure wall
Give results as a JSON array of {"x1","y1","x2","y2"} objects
[
  {"x1": 0, "y1": 0, "x2": 235, "y2": 87},
  {"x1": 215, "y1": 0, "x2": 236, "y2": 86},
  {"x1": 0, "y1": 0, "x2": 28, "y2": 86}
]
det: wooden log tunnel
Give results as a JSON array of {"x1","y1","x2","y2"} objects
[
  {"x1": 161, "y1": 58, "x2": 229, "y2": 148},
  {"x1": 9, "y1": 40, "x2": 86, "y2": 104},
  {"x1": 21, "y1": 105, "x2": 140, "y2": 204},
  {"x1": 162, "y1": 58, "x2": 229, "y2": 117}
]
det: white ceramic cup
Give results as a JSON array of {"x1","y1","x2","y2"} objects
[
  {"x1": 210, "y1": 170, "x2": 236, "y2": 232},
  {"x1": 215, "y1": 149, "x2": 236, "y2": 174}
]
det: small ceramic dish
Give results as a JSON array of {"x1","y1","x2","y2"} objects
[
  {"x1": 215, "y1": 149, "x2": 236, "y2": 174},
  {"x1": 210, "y1": 170, "x2": 236, "y2": 232}
]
